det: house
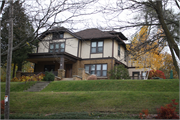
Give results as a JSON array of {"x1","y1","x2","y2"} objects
[{"x1": 19, "y1": 27, "x2": 142, "y2": 80}]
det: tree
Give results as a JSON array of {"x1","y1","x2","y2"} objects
[
  {"x1": 159, "y1": 52, "x2": 178, "y2": 79},
  {"x1": 1, "y1": 0, "x2": 99, "y2": 57},
  {"x1": 101, "y1": 0, "x2": 180, "y2": 78},
  {"x1": 127, "y1": 26, "x2": 164, "y2": 79},
  {"x1": 108, "y1": 64, "x2": 130, "y2": 79},
  {"x1": 1, "y1": 1, "x2": 38, "y2": 77}
]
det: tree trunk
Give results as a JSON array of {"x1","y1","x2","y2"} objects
[
  {"x1": 17, "y1": 63, "x2": 22, "y2": 71},
  {"x1": 12, "y1": 63, "x2": 16, "y2": 78},
  {"x1": 169, "y1": 46, "x2": 179, "y2": 78},
  {"x1": 155, "y1": 1, "x2": 179, "y2": 77}
]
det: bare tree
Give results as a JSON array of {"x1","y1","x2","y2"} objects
[
  {"x1": 1, "y1": 0, "x2": 99, "y2": 57},
  {"x1": 100, "y1": 0, "x2": 180, "y2": 78}
]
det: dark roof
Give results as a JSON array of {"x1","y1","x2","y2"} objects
[
  {"x1": 105, "y1": 31, "x2": 128, "y2": 40},
  {"x1": 75, "y1": 28, "x2": 115, "y2": 40}
]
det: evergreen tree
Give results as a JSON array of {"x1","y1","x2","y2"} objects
[{"x1": 1, "y1": 0, "x2": 38, "y2": 77}]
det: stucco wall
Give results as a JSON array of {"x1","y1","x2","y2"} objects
[
  {"x1": 38, "y1": 32, "x2": 78, "y2": 56},
  {"x1": 91, "y1": 53, "x2": 103, "y2": 58},
  {"x1": 114, "y1": 40, "x2": 127, "y2": 65},
  {"x1": 104, "y1": 39, "x2": 112, "y2": 57},
  {"x1": 65, "y1": 38, "x2": 78, "y2": 56},
  {"x1": 81, "y1": 41, "x2": 91, "y2": 58},
  {"x1": 38, "y1": 41, "x2": 49, "y2": 53}
]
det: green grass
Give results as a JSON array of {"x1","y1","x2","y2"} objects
[
  {"x1": 1, "y1": 91, "x2": 179, "y2": 114},
  {"x1": 1, "y1": 79, "x2": 179, "y2": 119},
  {"x1": 1, "y1": 112, "x2": 139, "y2": 119},
  {"x1": 42, "y1": 79, "x2": 179, "y2": 92},
  {"x1": 1, "y1": 81, "x2": 37, "y2": 92}
]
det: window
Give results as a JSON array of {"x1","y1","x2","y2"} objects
[
  {"x1": 52, "y1": 32, "x2": 64, "y2": 40},
  {"x1": 84, "y1": 64, "x2": 107, "y2": 77},
  {"x1": 118, "y1": 44, "x2": 120, "y2": 56},
  {"x1": 91, "y1": 41, "x2": 103, "y2": 53},
  {"x1": 49, "y1": 42, "x2": 65, "y2": 53}
]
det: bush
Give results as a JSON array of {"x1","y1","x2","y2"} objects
[
  {"x1": 11, "y1": 73, "x2": 45, "y2": 82},
  {"x1": 139, "y1": 99, "x2": 179, "y2": 119},
  {"x1": 1, "y1": 100, "x2": 5, "y2": 114},
  {"x1": 156, "y1": 99, "x2": 179, "y2": 119},
  {"x1": 43, "y1": 71, "x2": 55, "y2": 81},
  {"x1": 108, "y1": 64, "x2": 130, "y2": 79},
  {"x1": 148, "y1": 70, "x2": 166, "y2": 79}
]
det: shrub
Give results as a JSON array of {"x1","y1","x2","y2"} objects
[
  {"x1": 108, "y1": 64, "x2": 130, "y2": 79},
  {"x1": 1, "y1": 100, "x2": 5, "y2": 114},
  {"x1": 43, "y1": 71, "x2": 55, "y2": 81},
  {"x1": 139, "y1": 109, "x2": 149, "y2": 119},
  {"x1": 11, "y1": 73, "x2": 45, "y2": 82},
  {"x1": 156, "y1": 99, "x2": 179, "y2": 119},
  {"x1": 148, "y1": 70, "x2": 166, "y2": 79},
  {"x1": 87, "y1": 74, "x2": 97, "y2": 80}
]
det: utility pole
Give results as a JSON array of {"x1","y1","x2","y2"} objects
[{"x1": 4, "y1": 0, "x2": 13, "y2": 119}]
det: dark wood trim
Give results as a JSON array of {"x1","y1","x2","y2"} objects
[
  {"x1": 90, "y1": 41, "x2": 104, "y2": 54},
  {"x1": 40, "y1": 37, "x2": 77, "y2": 41},
  {"x1": 128, "y1": 67, "x2": 136, "y2": 68},
  {"x1": 28, "y1": 52, "x2": 80, "y2": 60},
  {"x1": 77, "y1": 39, "x2": 80, "y2": 57},
  {"x1": 112, "y1": 39, "x2": 114, "y2": 57},
  {"x1": 82, "y1": 57, "x2": 114, "y2": 60},
  {"x1": 49, "y1": 42, "x2": 65, "y2": 53},
  {"x1": 80, "y1": 40, "x2": 82, "y2": 58}
]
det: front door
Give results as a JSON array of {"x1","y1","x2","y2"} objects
[{"x1": 65, "y1": 64, "x2": 72, "y2": 78}]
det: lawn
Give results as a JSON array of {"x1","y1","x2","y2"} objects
[{"x1": 1, "y1": 79, "x2": 179, "y2": 119}]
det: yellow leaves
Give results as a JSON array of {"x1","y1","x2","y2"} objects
[
  {"x1": 26, "y1": 42, "x2": 30, "y2": 46},
  {"x1": 128, "y1": 26, "x2": 164, "y2": 70},
  {"x1": 11, "y1": 73, "x2": 45, "y2": 82}
]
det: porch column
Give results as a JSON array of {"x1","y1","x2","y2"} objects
[
  {"x1": 60, "y1": 57, "x2": 64, "y2": 69},
  {"x1": 58, "y1": 57, "x2": 65, "y2": 79}
]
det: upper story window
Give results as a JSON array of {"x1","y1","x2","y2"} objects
[
  {"x1": 91, "y1": 41, "x2": 103, "y2": 53},
  {"x1": 49, "y1": 42, "x2": 65, "y2": 53},
  {"x1": 52, "y1": 32, "x2": 64, "y2": 40},
  {"x1": 118, "y1": 44, "x2": 120, "y2": 56},
  {"x1": 85, "y1": 64, "x2": 107, "y2": 77}
]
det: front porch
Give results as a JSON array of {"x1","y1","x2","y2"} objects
[{"x1": 21, "y1": 52, "x2": 82, "y2": 79}]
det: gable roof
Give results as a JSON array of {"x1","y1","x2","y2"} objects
[{"x1": 39, "y1": 27, "x2": 81, "y2": 40}]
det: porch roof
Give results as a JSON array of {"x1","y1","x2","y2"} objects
[{"x1": 27, "y1": 52, "x2": 80, "y2": 63}]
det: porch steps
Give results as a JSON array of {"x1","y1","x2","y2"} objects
[
  {"x1": 62, "y1": 78, "x2": 73, "y2": 81},
  {"x1": 24, "y1": 81, "x2": 51, "y2": 92}
]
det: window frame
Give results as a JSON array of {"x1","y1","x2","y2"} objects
[
  {"x1": 52, "y1": 32, "x2": 64, "y2": 40},
  {"x1": 118, "y1": 44, "x2": 120, "y2": 56},
  {"x1": 84, "y1": 64, "x2": 107, "y2": 77},
  {"x1": 49, "y1": 42, "x2": 65, "y2": 53},
  {"x1": 91, "y1": 41, "x2": 104, "y2": 54}
]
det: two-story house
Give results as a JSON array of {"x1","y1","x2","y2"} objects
[{"x1": 25, "y1": 27, "x2": 129, "y2": 79}]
